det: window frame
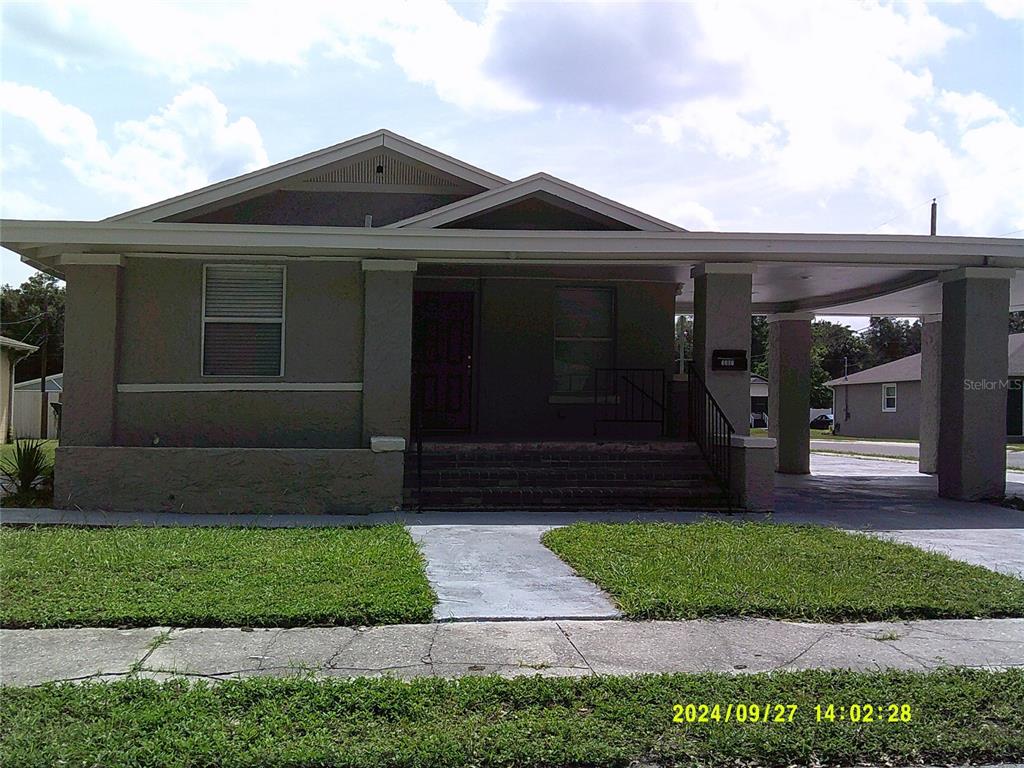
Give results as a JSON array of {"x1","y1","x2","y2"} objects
[
  {"x1": 881, "y1": 382, "x2": 897, "y2": 412},
  {"x1": 201, "y1": 263, "x2": 287, "y2": 378},
  {"x1": 552, "y1": 285, "x2": 616, "y2": 395}
]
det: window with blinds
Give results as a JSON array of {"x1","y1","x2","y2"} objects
[{"x1": 202, "y1": 265, "x2": 285, "y2": 376}]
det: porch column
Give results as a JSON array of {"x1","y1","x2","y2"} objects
[
  {"x1": 691, "y1": 264, "x2": 754, "y2": 436},
  {"x1": 361, "y1": 260, "x2": 417, "y2": 446},
  {"x1": 918, "y1": 315, "x2": 941, "y2": 474},
  {"x1": 937, "y1": 267, "x2": 1013, "y2": 500},
  {"x1": 59, "y1": 255, "x2": 124, "y2": 446},
  {"x1": 768, "y1": 312, "x2": 813, "y2": 474}
]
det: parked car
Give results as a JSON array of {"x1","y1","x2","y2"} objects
[{"x1": 809, "y1": 414, "x2": 834, "y2": 430}]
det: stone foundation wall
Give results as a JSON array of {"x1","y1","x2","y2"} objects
[{"x1": 54, "y1": 446, "x2": 404, "y2": 514}]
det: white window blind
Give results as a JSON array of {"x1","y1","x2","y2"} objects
[{"x1": 203, "y1": 265, "x2": 285, "y2": 376}]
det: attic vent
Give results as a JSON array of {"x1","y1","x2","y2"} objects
[{"x1": 303, "y1": 153, "x2": 462, "y2": 188}]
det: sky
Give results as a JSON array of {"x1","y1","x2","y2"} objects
[{"x1": 1, "y1": 0, "x2": 1022, "y2": 319}]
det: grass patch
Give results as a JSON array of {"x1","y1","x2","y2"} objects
[
  {"x1": 0, "y1": 525, "x2": 435, "y2": 628},
  {"x1": 0, "y1": 439, "x2": 57, "y2": 465},
  {"x1": 1, "y1": 670, "x2": 1021, "y2": 766},
  {"x1": 542, "y1": 521, "x2": 1024, "y2": 621}
]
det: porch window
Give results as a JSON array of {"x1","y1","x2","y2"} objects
[
  {"x1": 553, "y1": 287, "x2": 614, "y2": 394},
  {"x1": 882, "y1": 383, "x2": 897, "y2": 412},
  {"x1": 202, "y1": 265, "x2": 285, "y2": 376}
]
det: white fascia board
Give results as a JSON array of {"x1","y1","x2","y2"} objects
[
  {"x1": 379, "y1": 131, "x2": 508, "y2": 188},
  {"x1": 386, "y1": 173, "x2": 685, "y2": 232},
  {"x1": 104, "y1": 129, "x2": 508, "y2": 225},
  {"x1": 4, "y1": 221, "x2": 1024, "y2": 268}
]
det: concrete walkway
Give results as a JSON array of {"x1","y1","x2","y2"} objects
[
  {"x1": 811, "y1": 438, "x2": 1024, "y2": 469},
  {"x1": 3, "y1": 618, "x2": 1022, "y2": 687},
  {"x1": 407, "y1": 524, "x2": 619, "y2": 620}
]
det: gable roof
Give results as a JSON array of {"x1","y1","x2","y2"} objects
[
  {"x1": 385, "y1": 173, "x2": 685, "y2": 232},
  {"x1": 105, "y1": 129, "x2": 509, "y2": 224},
  {"x1": 826, "y1": 332, "x2": 1024, "y2": 386}
]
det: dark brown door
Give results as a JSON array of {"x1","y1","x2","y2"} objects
[{"x1": 412, "y1": 291, "x2": 474, "y2": 432}]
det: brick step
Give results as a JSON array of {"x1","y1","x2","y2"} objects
[
  {"x1": 414, "y1": 443, "x2": 704, "y2": 463},
  {"x1": 408, "y1": 475, "x2": 718, "y2": 489},
  {"x1": 403, "y1": 485, "x2": 730, "y2": 509},
  {"x1": 406, "y1": 460, "x2": 711, "y2": 474},
  {"x1": 406, "y1": 465, "x2": 716, "y2": 481},
  {"x1": 403, "y1": 456, "x2": 708, "y2": 468}
]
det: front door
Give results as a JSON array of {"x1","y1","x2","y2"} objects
[{"x1": 412, "y1": 291, "x2": 474, "y2": 432}]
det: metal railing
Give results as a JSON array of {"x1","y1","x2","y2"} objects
[
  {"x1": 685, "y1": 361, "x2": 734, "y2": 502},
  {"x1": 592, "y1": 368, "x2": 667, "y2": 436}
]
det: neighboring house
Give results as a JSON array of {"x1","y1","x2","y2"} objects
[
  {"x1": 12, "y1": 374, "x2": 63, "y2": 439},
  {"x1": 827, "y1": 333, "x2": 1024, "y2": 439},
  {"x1": 750, "y1": 374, "x2": 768, "y2": 428},
  {"x1": 0, "y1": 335, "x2": 38, "y2": 442},
  {"x1": 2, "y1": 129, "x2": 1022, "y2": 510}
]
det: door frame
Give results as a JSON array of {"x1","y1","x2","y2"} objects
[{"x1": 412, "y1": 278, "x2": 481, "y2": 435}]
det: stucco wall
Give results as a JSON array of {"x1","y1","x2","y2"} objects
[
  {"x1": 54, "y1": 446, "x2": 403, "y2": 514},
  {"x1": 474, "y1": 279, "x2": 675, "y2": 439},
  {"x1": 0, "y1": 350, "x2": 11, "y2": 440},
  {"x1": 115, "y1": 258, "x2": 364, "y2": 448},
  {"x1": 832, "y1": 381, "x2": 921, "y2": 439}
]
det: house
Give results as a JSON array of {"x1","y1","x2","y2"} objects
[
  {"x1": 750, "y1": 374, "x2": 768, "y2": 428},
  {"x1": 0, "y1": 335, "x2": 38, "y2": 442},
  {"x1": 2, "y1": 129, "x2": 1022, "y2": 508},
  {"x1": 12, "y1": 374, "x2": 63, "y2": 439},
  {"x1": 827, "y1": 333, "x2": 1024, "y2": 440}
]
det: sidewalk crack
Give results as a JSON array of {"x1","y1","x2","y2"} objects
[{"x1": 556, "y1": 622, "x2": 594, "y2": 675}]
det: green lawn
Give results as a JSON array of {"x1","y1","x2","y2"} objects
[
  {"x1": 0, "y1": 525, "x2": 435, "y2": 628},
  {"x1": 0, "y1": 439, "x2": 57, "y2": 465},
  {"x1": 1, "y1": 670, "x2": 1020, "y2": 767},
  {"x1": 543, "y1": 521, "x2": 1024, "y2": 621}
]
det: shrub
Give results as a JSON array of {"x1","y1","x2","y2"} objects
[{"x1": 0, "y1": 438, "x2": 53, "y2": 495}]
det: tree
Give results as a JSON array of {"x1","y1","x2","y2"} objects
[
  {"x1": 811, "y1": 320, "x2": 870, "y2": 381},
  {"x1": 862, "y1": 317, "x2": 920, "y2": 369},
  {"x1": 750, "y1": 317, "x2": 768, "y2": 378},
  {"x1": 0, "y1": 273, "x2": 65, "y2": 383},
  {"x1": 1010, "y1": 312, "x2": 1024, "y2": 333}
]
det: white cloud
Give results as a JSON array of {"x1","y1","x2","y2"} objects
[
  {"x1": 0, "y1": 83, "x2": 267, "y2": 208},
  {"x1": 6, "y1": 0, "x2": 532, "y2": 112},
  {"x1": 0, "y1": 189, "x2": 60, "y2": 219},
  {"x1": 623, "y1": 1, "x2": 1023, "y2": 235},
  {"x1": 982, "y1": 0, "x2": 1024, "y2": 21}
]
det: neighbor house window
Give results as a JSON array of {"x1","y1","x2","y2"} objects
[
  {"x1": 553, "y1": 287, "x2": 614, "y2": 393},
  {"x1": 202, "y1": 265, "x2": 285, "y2": 376},
  {"x1": 882, "y1": 383, "x2": 897, "y2": 412}
]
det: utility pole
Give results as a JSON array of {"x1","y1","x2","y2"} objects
[{"x1": 38, "y1": 298, "x2": 48, "y2": 439}]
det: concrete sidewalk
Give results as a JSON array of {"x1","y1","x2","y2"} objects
[
  {"x1": 811, "y1": 438, "x2": 1024, "y2": 469},
  {"x1": 3, "y1": 618, "x2": 1022, "y2": 687}
]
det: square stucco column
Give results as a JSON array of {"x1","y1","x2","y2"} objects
[
  {"x1": 691, "y1": 264, "x2": 754, "y2": 436},
  {"x1": 361, "y1": 260, "x2": 417, "y2": 446},
  {"x1": 768, "y1": 312, "x2": 813, "y2": 474},
  {"x1": 60, "y1": 256, "x2": 124, "y2": 446},
  {"x1": 937, "y1": 267, "x2": 1013, "y2": 500},
  {"x1": 918, "y1": 315, "x2": 941, "y2": 475}
]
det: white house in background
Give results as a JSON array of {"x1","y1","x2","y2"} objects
[
  {"x1": 12, "y1": 374, "x2": 63, "y2": 440},
  {"x1": 1, "y1": 335, "x2": 38, "y2": 442}
]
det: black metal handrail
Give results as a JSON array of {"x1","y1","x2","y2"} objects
[
  {"x1": 593, "y1": 368, "x2": 667, "y2": 436},
  {"x1": 685, "y1": 361, "x2": 734, "y2": 503},
  {"x1": 412, "y1": 379, "x2": 424, "y2": 511}
]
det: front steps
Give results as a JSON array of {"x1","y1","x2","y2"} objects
[{"x1": 403, "y1": 441, "x2": 731, "y2": 510}]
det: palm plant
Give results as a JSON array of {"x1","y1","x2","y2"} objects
[{"x1": 1, "y1": 438, "x2": 53, "y2": 495}]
